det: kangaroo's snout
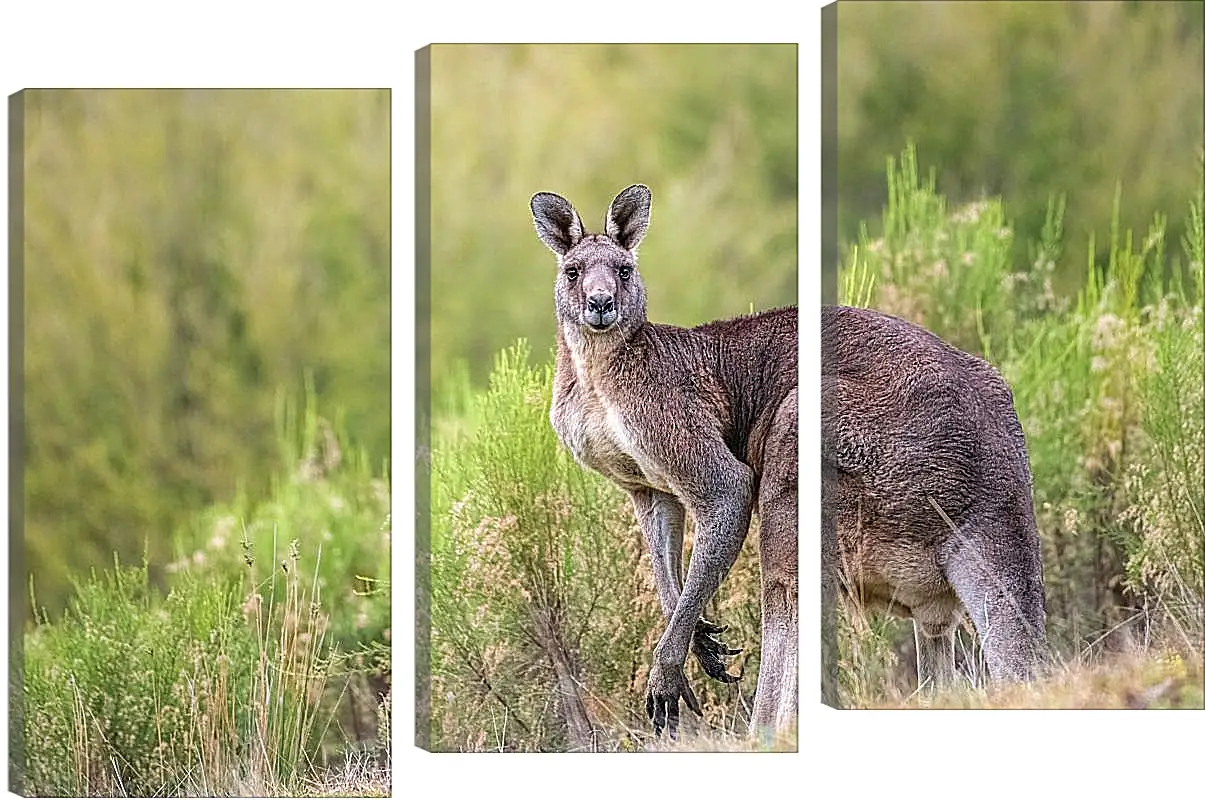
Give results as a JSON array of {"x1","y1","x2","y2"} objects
[{"x1": 585, "y1": 292, "x2": 617, "y2": 330}]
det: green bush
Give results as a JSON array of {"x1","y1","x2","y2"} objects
[
  {"x1": 1119, "y1": 178, "x2": 1205, "y2": 643},
  {"x1": 26, "y1": 561, "x2": 268, "y2": 795},
  {"x1": 840, "y1": 145, "x2": 1020, "y2": 357}
]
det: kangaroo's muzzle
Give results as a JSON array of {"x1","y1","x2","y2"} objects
[{"x1": 585, "y1": 293, "x2": 618, "y2": 330}]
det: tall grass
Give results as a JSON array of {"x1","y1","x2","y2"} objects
[
  {"x1": 22, "y1": 398, "x2": 391, "y2": 795},
  {"x1": 24, "y1": 552, "x2": 330, "y2": 795}
]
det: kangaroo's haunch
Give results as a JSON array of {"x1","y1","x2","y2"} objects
[
  {"x1": 531, "y1": 185, "x2": 799, "y2": 740},
  {"x1": 821, "y1": 305, "x2": 1048, "y2": 699}
]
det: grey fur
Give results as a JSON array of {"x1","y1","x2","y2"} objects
[
  {"x1": 530, "y1": 185, "x2": 799, "y2": 740},
  {"x1": 821, "y1": 305, "x2": 1047, "y2": 700}
]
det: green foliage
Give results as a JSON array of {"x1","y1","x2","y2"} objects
[
  {"x1": 22, "y1": 89, "x2": 390, "y2": 617},
  {"x1": 23, "y1": 405, "x2": 391, "y2": 795},
  {"x1": 837, "y1": 147, "x2": 1204, "y2": 699},
  {"x1": 428, "y1": 342, "x2": 764, "y2": 750},
  {"x1": 836, "y1": 2, "x2": 1203, "y2": 291},
  {"x1": 26, "y1": 560, "x2": 259, "y2": 795},
  {"x1": 176, "y1": 386, "x2": 392, "y2": 658},
  {"x1": 428, "y1": 44, "x2": 797, "y2": 395},
  {"x1": 1119, "y1": 177, "x2": 1205, "y2": 643},
  {"x1": 841, "y1": 144, "x2": 1019, "y2": 357}
]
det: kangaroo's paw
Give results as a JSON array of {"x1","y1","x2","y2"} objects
[
  {"x1": 645, "y1": 662, "x2": 701, "y2": 740},
  {"x1": 692, "y1": 618, "x2": 743, "y2": 683}
]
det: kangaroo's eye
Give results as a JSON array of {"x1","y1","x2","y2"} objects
[
  {"x1": 618, "y1": 265, "x2": 632, "y2": 281},
  {"x1": 564, "y1": 266, "x2": 578, "y2": 281}
]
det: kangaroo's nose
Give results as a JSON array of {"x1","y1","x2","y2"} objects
[{"x1": 587, "y1": 293, "x2": 614, "y2": 315}]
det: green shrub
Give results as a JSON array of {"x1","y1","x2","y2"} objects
[
  {"x1": 841, "y1": 143, "x2": 1019, "y2": 357},
  {"x1": 25, "y1": 559, "x2": 293, "y2": 795},
  {"x1": 1118, "y1": 177, "x2": 1205, "y2": 645}
]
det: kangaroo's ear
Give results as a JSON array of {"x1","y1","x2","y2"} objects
[
  {"x1": 605, "y1": 184, "x2": 651, "y2": 252},
  {"x1": 531, "y1": 192, "x2": 585, "y2": 256}
]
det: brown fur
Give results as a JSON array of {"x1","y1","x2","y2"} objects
[
  {"x1": 531, "y1": 185, "x2": 798, "y2": 739},
  {"x1": 821, "y1": 305, "x2": 1047, "y2": 701}
]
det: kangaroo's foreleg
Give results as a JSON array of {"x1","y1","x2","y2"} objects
[
  {"x1": 631, "y1": 489, "x2": 744, "y2": 685},
  {"x1": 644, "y1": 451, "x2": 754, "y2": 738}
]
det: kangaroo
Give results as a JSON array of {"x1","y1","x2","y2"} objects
[
  {"x1": 820, "y1": 305, "x2": 1047, "y2": 702},
  {"x1": 530, "y1": 185, "x2": 798, "y2": 740}
]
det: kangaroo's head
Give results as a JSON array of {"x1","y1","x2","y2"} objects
[{"x1": 530, "y1": 184, "x2": 652, "y2": 340}]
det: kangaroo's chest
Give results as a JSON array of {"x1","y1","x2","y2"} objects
[{"x1": 552, "y1": 382, "x2": 672, "y2": 494}]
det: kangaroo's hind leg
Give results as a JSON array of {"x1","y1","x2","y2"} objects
[
  {"x1": 750, "y1": 389, "x2": 798, "y2": 741},
  {"x1": 938, "y1": 508, "x2": 1048, "y2": 683}
]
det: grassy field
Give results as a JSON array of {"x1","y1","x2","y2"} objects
[
  {"x1": 20, "y1": 396, "x2": 391, "y2": 796},
  {"x1": 424, "y1": 147, "x2": 1204, "y2": 751}
]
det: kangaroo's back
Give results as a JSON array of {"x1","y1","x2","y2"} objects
[
  {"x1": 691, "y1": 307, "x2": 797, "y2": 473},
  {"x1": 822, "y1": 305, "x2": 1033, "y2": 526}
]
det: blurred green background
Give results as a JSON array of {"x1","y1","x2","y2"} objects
[
  {"x1": 428, "y1": 44, "x2": 800, "y2": 397},
  {"x1": 834, "y1": 1, "x2": 1203, "y2": 288},
  {"x1": 20, "y1": 89, "x2": 390, "y2": 618}
]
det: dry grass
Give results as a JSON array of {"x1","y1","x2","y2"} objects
[
  {"x1": 446, "y1": 716, "x2": 797, "y2": 754},
  {"x1": 872, "y1": 650, "x2": 1204, "y2": 710},
  {"x1": 297, "y1": 752, "x2": 390, "y2": 797},
  {"x1": 640, "y1": 727, "x2": 797, "y2": 753}
]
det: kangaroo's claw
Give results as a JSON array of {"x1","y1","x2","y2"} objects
[
  {"x1": 646, "y1": 662, "x2": 701, "y2": 740},
  {"x1": 692, "y1": 618, "x2": 743, "y2": 683}
]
